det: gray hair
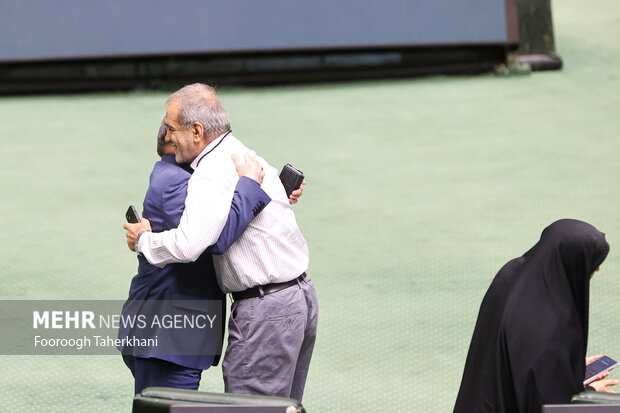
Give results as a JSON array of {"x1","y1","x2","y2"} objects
[
  {"x1": 156, "y1": 120, "x2": 168, "y2": 156},
  {"x1": 166, "y1": 83, "x2": 231, "y2": 138}
]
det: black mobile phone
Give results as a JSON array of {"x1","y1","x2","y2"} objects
[
  {"x1": 125, "y1": 205, "x2": 141, "y2": 224},
  {"x1": 279, "y1": 164, "x2": 304, "y2": 197},
  {"x1": 584, "y1": 355, "x2": 618, "y2": 385}
]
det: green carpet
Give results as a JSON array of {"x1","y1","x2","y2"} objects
[{"x1": 1, "y1": 0, "x2": 619, "y2": 411}]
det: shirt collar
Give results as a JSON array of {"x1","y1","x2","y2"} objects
[{"x1": 190, "y1": 131, "x2": 230, "y2": 171}]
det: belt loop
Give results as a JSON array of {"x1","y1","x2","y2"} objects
[
  {"x1": 258, "y1": 285, "x2": 264, "y2": 299},
  {"x1": 295, "y1": 276, "x2": 302, "y2": 288}
]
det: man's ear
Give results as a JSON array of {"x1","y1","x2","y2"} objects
[{"x1": 192, "y1": 122, "x2": 204, "y2": 143}]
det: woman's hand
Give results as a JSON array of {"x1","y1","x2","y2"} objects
[
  {"x1": 590, "y1": 378, "x2": 619, "y2": 393},
  {"x1": 586, "y1": 355, "x2": 618, "y2": 392}
]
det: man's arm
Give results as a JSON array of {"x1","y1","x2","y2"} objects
[
  {"x1": 207, "y1": 169, "x2": 304, "y2": 253},
  {"x1": 124, "y1": 153, "x2": 265, "y2": 264},
  {"x1": 208, "y1": 177, "x2": 271, "y2": 255},
  {"x1": 157, "y1": 165, "x2": 270, "y2": 256},
  {"x1": 124, "y1": 154, "x2": 305, "y2": 260}
]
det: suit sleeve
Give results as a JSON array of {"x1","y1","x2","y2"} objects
[{"x1": 208, "y1": 177, "x2": 271, "y2": 255}]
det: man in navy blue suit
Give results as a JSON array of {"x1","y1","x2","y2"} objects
[{"x1": 120, "y1": 122, "x2": 298, "y2": 394}]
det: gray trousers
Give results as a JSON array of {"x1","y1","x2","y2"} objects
[{"x1": 223, "y1": 276, "x2": 318, "y2": 401}]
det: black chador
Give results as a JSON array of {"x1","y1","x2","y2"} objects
[{"x1": 454, "y1": 219, "x2": 609, "y2": 413}]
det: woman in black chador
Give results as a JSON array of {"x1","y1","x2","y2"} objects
[{"x1": 454, "y1": 219, "x2": 616, "y2": 413}]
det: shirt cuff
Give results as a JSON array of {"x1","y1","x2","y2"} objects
[{"x1": 135, "y1": 230, "x2": 149, "y2": 255}]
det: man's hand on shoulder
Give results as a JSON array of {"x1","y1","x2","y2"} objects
[
  {"x1": 289, "y1": 179, "x2": 306, "y2": 205},
  {"x1": 232, "y1": 153, "x2": 264, "y2": 185},
  {"x1": 123, "y1": 218, "x2": 152, "y2": 252}
]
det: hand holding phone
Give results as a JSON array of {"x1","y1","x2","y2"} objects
[
  {"x1": 125, "y1": 205, "x2": 141, "y2": 224},
  {"x1": 584, "y1": 355, "x2": 618, "y2": 385},
  {"x1": 279, "y1": 164, "x2": 304, "y2": 197}
]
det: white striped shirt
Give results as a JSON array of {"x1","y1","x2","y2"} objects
[{"x1": 137, "y1": 133, "x2": 309, "y2": 293}]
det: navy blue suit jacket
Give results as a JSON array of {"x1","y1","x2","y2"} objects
[{"x1": 120, "y1": 154, "x2": 270, "y2": 369}]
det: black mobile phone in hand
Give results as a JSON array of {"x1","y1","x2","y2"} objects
[
  {"x1": 125, "y1": 205, "x2": 141, "y2": 224},
  {"x1": 584, "y1": 355, "x2": 619, "y2": 385},
  {"x1": 279, "y1": 164, "x2": 304, "y2": 197}
]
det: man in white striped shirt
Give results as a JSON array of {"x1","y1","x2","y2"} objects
[{"x1": 124, "y1": 84, "x2": 318, "y2": 401}]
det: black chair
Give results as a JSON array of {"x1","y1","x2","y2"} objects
[
  {"x1": 132, "y1": 387, "x2": 306, "y2": 413},
  {"x1": 572, "y1": 391, "x2": 620, "y2": 405},
  {"x1": 542, "y1": 391, "x2": 620, "y2": 412}
]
